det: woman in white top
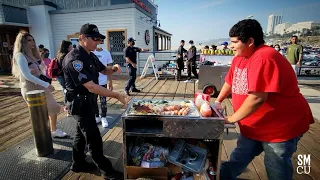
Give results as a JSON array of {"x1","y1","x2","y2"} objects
[
  {"x1": 12, "y1": 31, "x2": 67, "y2": 138},
  {"x1": 275, "y1": 44, "x2": 285, "y2": 57}
]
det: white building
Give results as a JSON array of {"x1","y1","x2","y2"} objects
[
  {"x1": 286, "y1": 21, "x2": 320, "y2": 33},
  {"x1": 266, "y1": 14, "x2": 283, "y2": 35},
  {"x1": 0, "y1": 0, "x2": 172, "y2": 71},
  {"x1": 274, "y1": 23, "x2": 292, "y2": 35}
]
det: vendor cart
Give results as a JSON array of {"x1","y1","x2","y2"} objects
[
  {"x1": 198, "y1": 55, "x2": 233, "y2": 97},
  {"x1": 122, "y1": 99, "x2": 227, "y2": 180}
]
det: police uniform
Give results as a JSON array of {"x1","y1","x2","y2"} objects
[
  {"x1": 63, "y1": 23, "x2": 122, "y2": 179},
  {"x1": 186, "y1": 42, "x2": 198, "y2": 80},
  {"x1": 124, "y1": 44, "x2": 141, "y2": 93},
  {"x1": 176, "y1": 45, "x2": 187, "y2": 81}
]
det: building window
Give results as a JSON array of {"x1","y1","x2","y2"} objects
[{"x1": 2, "y1": 5, "x2": 28, "y2": 24}]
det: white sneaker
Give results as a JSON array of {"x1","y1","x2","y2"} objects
[
  {"x1": 184, "y1": 79, "x2": 192, "y2": 83},
  {"x1": 95, "y1": 116, "x2": 101, "y2": 123},
  {"x1": 52, "y1": 129, "x2": 67, "y2": 138},
  {"x1": 101, "y1": 117, "x2": 109, "y2": 128},
  {"x1": 195, "y1": 80, "x2": 199, "y2": 83}
]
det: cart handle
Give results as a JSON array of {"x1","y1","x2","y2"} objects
[{"x1": 224, "y1": 124, "x2": 236, "y2": 128}]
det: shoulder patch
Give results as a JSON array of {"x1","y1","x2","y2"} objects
[{"x1": 72, "y1": 60, "x2": 83, "y2": 72}]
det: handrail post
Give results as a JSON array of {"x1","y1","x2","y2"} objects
[{"x1": 26, "y1": 90, "x2": 54, "y2": 157}]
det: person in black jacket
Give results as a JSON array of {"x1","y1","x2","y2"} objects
[
  {"x1": 124, "y1": 37, "x2": 150, "y2": 96},
  {"x1": 176, "y1": 40, "x2": 187, "y2": 81},
  {"x1": 185, "y1": 40, "x2": 198, "y2": 82}
]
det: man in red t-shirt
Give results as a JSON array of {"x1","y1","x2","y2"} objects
[{"x1": 215, "y1": 19, "x2": 314, "y2": 180}]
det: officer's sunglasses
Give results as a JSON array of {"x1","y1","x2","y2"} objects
[{"x1": 86, "y1": 36, "x2": 101, "y2": 42}]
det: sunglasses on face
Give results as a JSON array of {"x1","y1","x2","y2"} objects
[
  {"x1": 86, "y1": 36, "x2": 101, "y2": 42},
  {"x1": 28, "y1": 39, "x2": 34, "y2": 42}
]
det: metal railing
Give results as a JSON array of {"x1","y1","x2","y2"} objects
[
  {"x1": 137, "y1": 51, "x2": 201, "y2": 76},
  {"x1": 137, "y1": 51, "x2": 176, "y2": 74},
  {"x1": 297, "y1": 66, "x2": 320, "y2": 76}
]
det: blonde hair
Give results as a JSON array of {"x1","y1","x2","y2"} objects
[{"x1": 12, "y1": 31, "x2": 41, "y2": 78}]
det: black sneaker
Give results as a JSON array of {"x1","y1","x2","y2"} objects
[
  {"x1": 124, "y1": 90, "x2": 130, "y2": 96},
  {"x1": 131, "y1": 88, "x2": 141, "y2": 92},
  {"x1": 102, "y1": 170, "x2": 123, "y2": 180},
  {"x1": 70, "y1": 161, "x2": 97, "y2": 172}
]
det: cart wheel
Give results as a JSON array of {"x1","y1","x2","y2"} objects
[{"x1": 203, "y1": 85, "x2": 216, "y2": 96}]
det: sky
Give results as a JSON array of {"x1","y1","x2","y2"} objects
[{"x1": 154, "y1": 0, "x2": 320, "y2": 47}]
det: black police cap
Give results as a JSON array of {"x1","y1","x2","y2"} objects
[{"x1": 80, "y1": 23, "x2": 106, "y2": 39}]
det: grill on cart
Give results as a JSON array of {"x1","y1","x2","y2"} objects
[{"x1": 122, "y1": 99, "x2": 226, "y2": 180}]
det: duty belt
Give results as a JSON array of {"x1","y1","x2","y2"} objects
[{"x1": 79, "y1": 94, "x2": 98, "y2": 102}]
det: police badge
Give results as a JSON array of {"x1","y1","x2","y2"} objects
[{"x1": 72, "y1": 60, "x2": 83, "y2": 72}]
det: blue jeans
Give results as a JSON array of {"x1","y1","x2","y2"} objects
[
  {"x1": 95, "y1": 84, "x2": 107, "y2": 118},
  {"x1": 57, "y1": 76, "x2": 66, "y2": 105},
  {"x1": 220, "y1": 134, "x2": 301, "y2": 180}
]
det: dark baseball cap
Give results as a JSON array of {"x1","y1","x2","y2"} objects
[
  {"x1": 80, "y1": 23, "x2": 105, "y2": 39},
  {"x1": 128, "y1": 37, "x2": 136, "y2": 42}
]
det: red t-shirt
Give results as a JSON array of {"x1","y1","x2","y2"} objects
[{"x1": 225, "y1": 45, "x2": 314, "y2": 142}]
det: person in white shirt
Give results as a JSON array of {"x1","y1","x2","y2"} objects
[
  {"x1": 93, "y1": 40, "x2": 113, "y2": 128},
  {"x1": 274, "y1": 44, "x2": 285, "y2": 57}
]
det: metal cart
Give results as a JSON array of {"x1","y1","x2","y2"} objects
[
  {"x1": 122, "y1": 99, "x2": 226, "y2": 180},
  {"x1": 198, "y1": 55, "x2": 234, "y2": 96}
]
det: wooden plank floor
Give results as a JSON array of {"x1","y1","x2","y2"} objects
[
  {"x1": 0, "y1": 76, "x2": 136, "y2": 152},
  {"x1": 1, "y1": 76, "x2": 320, "y2": 180},
  {"x1": 0, "y1": 88, "x2": 66, "y2": 151}
]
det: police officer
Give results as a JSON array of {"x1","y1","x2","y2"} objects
[
  {"x1": 124, "y1": 37, "x2": 150, "y2": 96},
  {"x1": 63, "y1": 23, "x2": 128, "y2": 179},
  {"x1": 185, "y1": 40, "x2": 198, "y2": 82},
  {"x1": 176, "y1": 40, "x2": 187, "y2": 81}
]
